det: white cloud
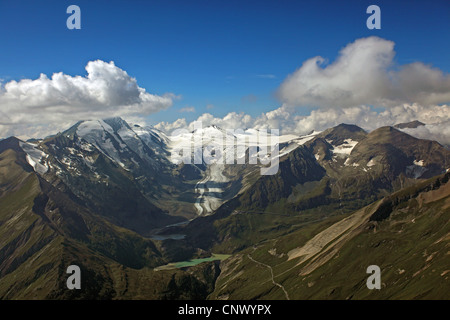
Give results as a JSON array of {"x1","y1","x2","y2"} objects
[
  {"x1": 154, "y1": 118, "x2": 188, "y2": 132},
  {"x1": 155, "y1": 112, "x2": 254, "y2": 134},
  {"x1": 0, "y1": 60, "x2": 175, "y2": 138},
  {"x1": 277, "y1": 36, "x2": 450, "y2": 108},
  {"x1": 290, "y1": 104, "x2": 450, "y2": 135},
  {"x1": 399, "y1": 121, "x2": 450, "y2": 147},
  {"x1": 155, "y1": 103, "x2": 450, "y2": 146},
  {"x1": 186, "y1": 112, "x2": 254, "y2": 131},
  {"x1": 179, "y1": 106, "x2": 196, "y2": 113},
  {"x1": 153, "y1": 37, "x2": 450, "y2": 144}
]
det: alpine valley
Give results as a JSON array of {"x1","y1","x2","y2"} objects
[{"x1": 0, "y1": 117, "x2": 449, "y2": 299}]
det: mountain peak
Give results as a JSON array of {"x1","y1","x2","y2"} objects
[
  {"x1": 62, "y1": 117, "x2": 130, "y2": 137},
  {"x1": 394, "y1": 120, "x2": 425, "y2": 129},
  {"x1": 334, "y1": 123, "x2": 365, "y2": 132},
  {"x1": 0, "y1": 136, "x2": 23, "y2": 154},
  {"x1": 102, "y1": 117, "x2": 131, "y2": 132},
  {"x1": 102, "y1": 116, "x2": 127, "y2": 124},
  {"x1": 364, "y1": 126, "x2": 414, "y2": 145},
  {"x1": 369, "y1": 125, "x2": 404, "y2": 136},
  {"x1": 318, "y1": 123, "x2": 367, "y2": 146},
  {"x1": 191, "y1": 124, "x2": 229, "y2": 135}
]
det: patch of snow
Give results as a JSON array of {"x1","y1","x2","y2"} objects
[
  {"x1": 19, "y1": 142, "x2": 48, "y2": 175},
  {"x1": 168, "y1": 127, "x2": 298, "y2": 165},
  {"x1": 277, "y1": 143, "x2": 299, "y2": 158},
  {"x1": 295, "y1": 135, "x2": 315, "y2": 145},
  {"x1": 98, "y1": 120, "x2": 127, "y2": 149},
  {"x1": 66, "y1": 147, "x2": 79, "y2": 155},
  {"x1": 343, "y1": 158, "x2": 361, "y2": 167},
  {"x1": 406, "y1": 163, "x2": 428, "y2": 179},
  {"x1": 367, "y1": 159, "x2": 376, "y2": 167},
  {"x1": 83, "y1": 155, "x2": 96, "y2": 167},
  {"x1": 332, "y1": 139, "x2": 358, "y2": 156},
  {"x1": 279, "y1": 134, "x2": 300, "y2": 144},
  {"x1": 413, "y1": 160, "x2": 424, "y2": 167},
  {"x1": 134, "y1": 126, "x2": 170, "y2": 147},
  {"x1": 77, "y1": 120, "x2": 127, "y2": 168},
  {"x1": 117, "y1": 126, "x2": 146, "y2": 159}
]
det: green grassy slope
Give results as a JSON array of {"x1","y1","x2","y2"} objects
[{"x1": 209, "y1": 172, "x2": 450, "y2": 300}]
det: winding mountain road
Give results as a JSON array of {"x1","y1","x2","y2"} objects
[{"x1": 247, "y1": 254, "x2": 290, "y2": 300}]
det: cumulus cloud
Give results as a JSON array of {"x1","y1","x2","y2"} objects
[
  {"x1": 155, "y1": 112, "x2": 254, "y2": 133},
  {"x1": 154, "y1": 37, "x2": 450, "y2": 146},
  {"x1": 186, "y1": 112, "x2": 254, "y2": 131},
  {"x1": 156, "y1": 103, "x2": 450, "y2": 146},
  {"x1": 154, "y1": 118, "x2": 188, "y2": 132},
  {"x1": 277, "y1": 37, "x2": 450, "y2": 108},
  {"x1": 399, "y1": 121, "x2": 450, "y2": 147},
  {"x1": 290, "y1": 104, "x2": 450, "y2": 136},
  {"x1": 150, "y1": 37, "x2": 450, "y2": 146},
  {"x1": 0, "y1": 60, "x2": 175, "y2": 138}
]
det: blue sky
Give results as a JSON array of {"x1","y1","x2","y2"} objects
[{"x1": 0, "y1": 0, "x2": 449, "y2": 135}]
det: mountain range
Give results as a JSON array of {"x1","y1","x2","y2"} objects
[{"x1": 0, "y1": 117, "x2": 449, "y2": 299}]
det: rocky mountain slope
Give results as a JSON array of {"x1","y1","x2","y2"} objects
[
  {"x1": 0, "y1": 137, "x2": 220, "y2": 299},
  {"x1": 209, "y1": 171, "x2": 450, "y2": 299},
  {"x1": 182, "y1": 124, "x2": 450, "y2": 252},
  {"x1": 1, "y1": 118, "x2": 449, "y2": 299}
]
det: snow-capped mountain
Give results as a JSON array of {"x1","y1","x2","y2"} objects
[
  {"x1": 73, "y1": 117, "x2": 171, "y2": 170},
  {"x1": 14, "y1": 118, "x2": 450, "y2": 222},
  {"x1": 2, "y1": 118, "x2": 450, "y2": 301},
  {"x1": 15, "y1": 117, "x2": 306, "y2": 218}
]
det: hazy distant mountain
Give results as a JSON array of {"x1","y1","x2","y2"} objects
[{"x1": 394, "y1": 120, "x2": 425, "y2": 129}]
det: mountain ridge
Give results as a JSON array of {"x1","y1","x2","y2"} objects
[{"x1": 1, "y1": 118, "x2": 449, "y2": 300}]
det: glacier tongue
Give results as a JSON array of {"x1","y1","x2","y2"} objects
[
  {"x1": 194, "y1": 163, "x2": 229, "y2": 216},
  {"x1": 73, "y1": 118, "x2": 310, "y2": 216}
]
